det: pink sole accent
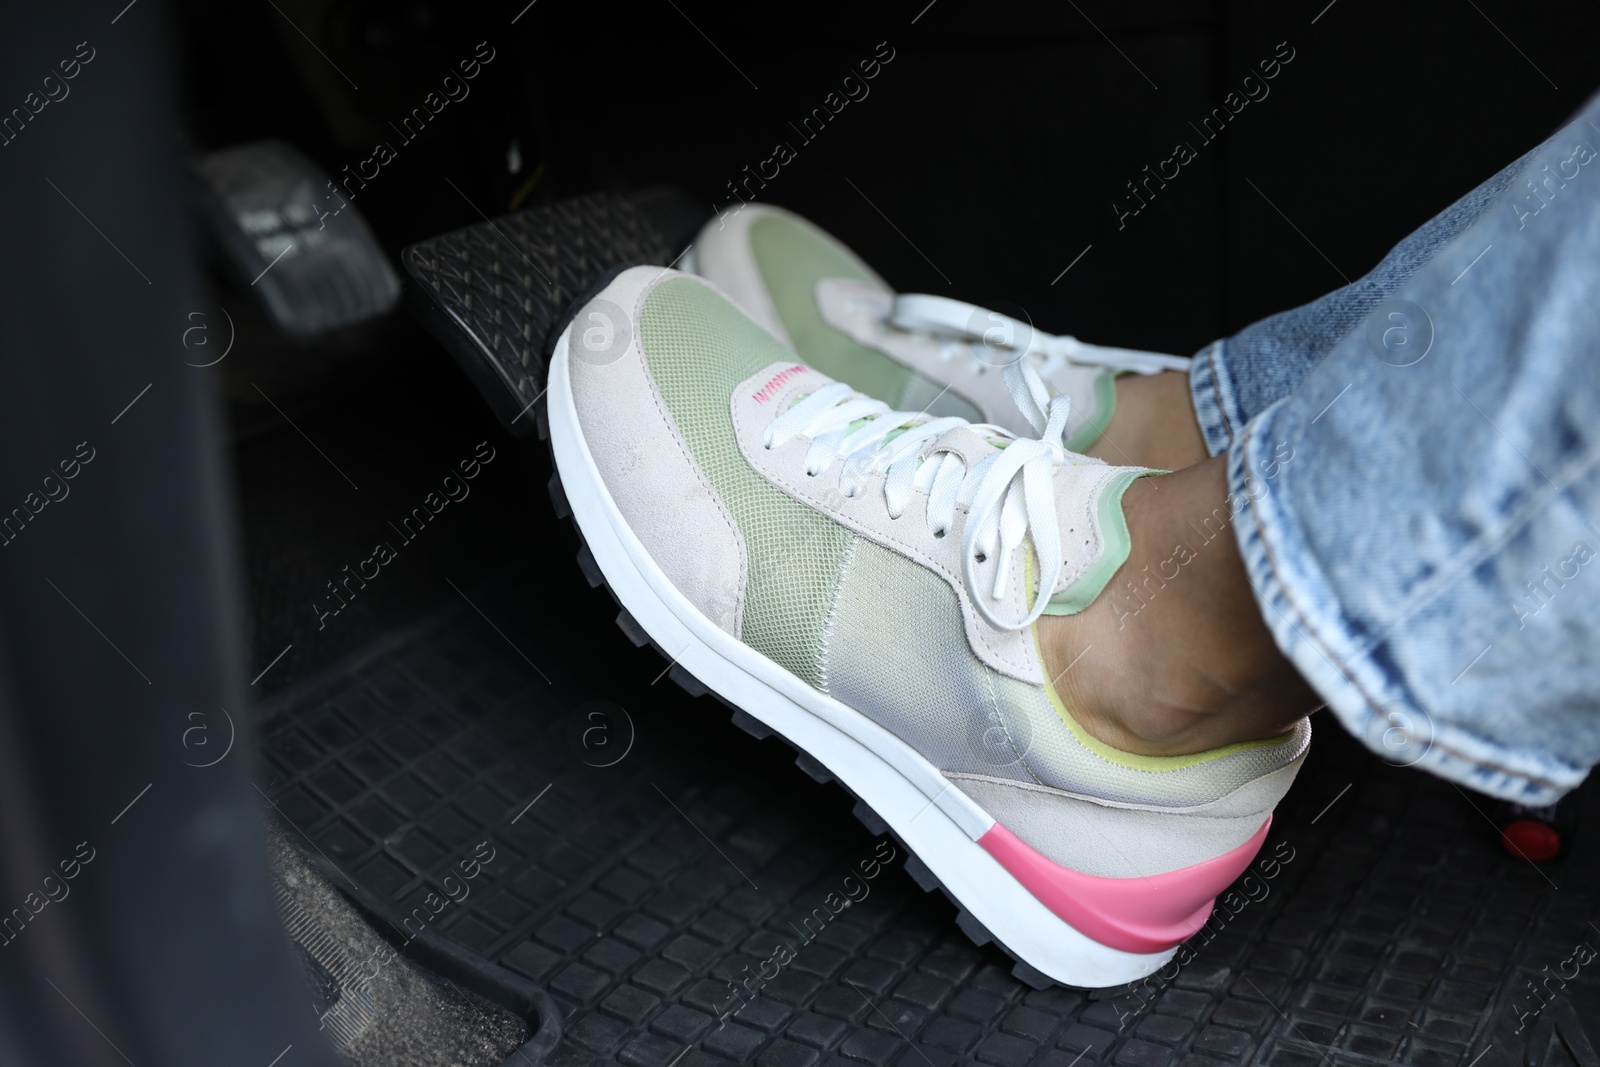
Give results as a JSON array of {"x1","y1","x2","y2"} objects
[{"x1": 977, "y1": 816, "x2": 1272, "y2": 955}]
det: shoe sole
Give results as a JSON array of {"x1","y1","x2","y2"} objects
[{"x1": 544, "y1": 323, "x2": 1191, "y2": 990}]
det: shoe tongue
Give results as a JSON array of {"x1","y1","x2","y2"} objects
[{"x1": 927, "y1": 426, "x2": 1002, "y2": 467}]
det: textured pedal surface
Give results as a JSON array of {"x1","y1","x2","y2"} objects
[
  {"x1": 256, "y1": 565, "x2": 1600, "y2": 1067},
  {"x1": 194, "y1": 140, "x2": 401, "y2": 337},
  {"x1": 401, "y1": 191, "x2": 700, "y2": 435}
]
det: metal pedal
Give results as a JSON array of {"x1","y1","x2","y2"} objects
[{"x1": 193, "y1": 141, "x2": 400, "y2": 337}]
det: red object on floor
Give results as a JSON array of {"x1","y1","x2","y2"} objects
[{"x1": 1501, "y1": 819, "x2": 1561, "y2": 861}]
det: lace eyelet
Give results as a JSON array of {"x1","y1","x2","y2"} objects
[
  {"x1": 933, "y1": 529, "x2": 946, "y2": 539},
  {"x1": 974, "y1": 551, "x2": 987, "y2": 563}
]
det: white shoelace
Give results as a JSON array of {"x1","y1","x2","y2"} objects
[
  {"x1": 885, "y1": 293, "x2": 1192, "y2": 379},
  {"x1": 763, "y1": 360, "x2": 1079, "y2": 632}
]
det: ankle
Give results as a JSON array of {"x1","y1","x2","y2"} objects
[
  {"x1": 1084, "y1": 371, "x2": 1209, "y2": 471},
  {"x1": 1037, "y1": 466, "x2": 1318, "y2": 756}
]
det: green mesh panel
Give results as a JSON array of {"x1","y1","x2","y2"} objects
[
  {"x1": 639, "y1": 278, "x2": 855, "y2": 686},
  {"x1": 749, "y1": 213, "x2": 980, "y2": 422}
]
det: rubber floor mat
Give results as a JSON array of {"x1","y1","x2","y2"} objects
[{"x1": 254, "y1": 563, "x2": 1600, "y2": 1067}]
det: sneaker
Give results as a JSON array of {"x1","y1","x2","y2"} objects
[
  {"x1": 684, "y1": 203, "x2": 1191, "y2": 450},
  {"x1": 546, "y1": 266, "x2": 1308, "y2": 989}
]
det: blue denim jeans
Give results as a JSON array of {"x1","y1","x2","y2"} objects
[{"x1": 1190, "y1": 91, "x2": 1600, "y2": 805}]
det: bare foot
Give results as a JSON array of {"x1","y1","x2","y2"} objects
[
  {"x1": 1084, "y1": 371, "x2": 1210, "y2": 472},
  {"x1": 1038, "y1": 457, "x2": 1321, "y2": 755}
]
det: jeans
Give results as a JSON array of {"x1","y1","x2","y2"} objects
[{"x1": 1190, "y1": 90, "x2": 1600, "y2": 805}]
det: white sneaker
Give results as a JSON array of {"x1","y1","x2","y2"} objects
[
  {"x1": 686, "y1": 203, "x2": 1190, "y2": 450},
  {"x1": 547, "y1": 265, "x2": 1308, "y2": 989}
]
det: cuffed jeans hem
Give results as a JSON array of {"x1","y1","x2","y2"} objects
[
  {"x1": 1189, "y1": 340, "x2": 1248, "y2": 459},
  {"x1": 1227, "y1": 409, "x2": 1589, "y2": 807}
]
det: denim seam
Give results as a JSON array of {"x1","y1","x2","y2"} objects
[
  {"x1": 1234, "y1": 419, "x2": 1570, "y2": 794},
  {"x1": 1188, "y1": 340, "x2": 1238, "y2": 460},
  {"x1": 1206, "y1": 343, "x2": 1234, "y2": 445}
]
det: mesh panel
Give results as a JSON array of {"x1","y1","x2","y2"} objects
[
  {"x1": 899, "y1": 370, "x2": 983, "y2": 423},
  {"x1": 824, "y1": 539, "x2": 1310, "y2": 808},
  {"x1": 749, "y1": 213, "x2": 977, "y2": 418},
  {"x1": 639, "y1": 278, "x2": 854, "y2": 686}
]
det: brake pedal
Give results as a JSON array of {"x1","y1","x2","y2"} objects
[{"x1": 192, "y1": 140, "x2": 400, "y2": 337}]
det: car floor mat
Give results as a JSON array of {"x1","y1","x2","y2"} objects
[
  {"x1": 266, "y1": 822, "x2": 535, "y2": 1066},
  {"x1": 252, "y1": 557, "x2": 1600, "y2": 1067}
]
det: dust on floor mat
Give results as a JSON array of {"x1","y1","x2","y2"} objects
[{"x1": 266, "y1": 824, "x2": 528, "y2": 1067}]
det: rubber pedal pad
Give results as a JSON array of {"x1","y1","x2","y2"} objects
[{"x1": 399, "y1": 190, "x2": 704, "y2": 437}]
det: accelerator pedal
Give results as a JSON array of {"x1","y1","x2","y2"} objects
[{"x1": 402, "y1": 188, "x2": 707, "y2": 435}]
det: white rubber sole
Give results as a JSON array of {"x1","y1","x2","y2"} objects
[{"x1": 546, "y1": 327, "x2": 1175, "y2": 988}]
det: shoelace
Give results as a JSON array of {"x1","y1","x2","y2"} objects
[
  {"x1": 885, "y1": 293, "x2": 1192, "y2": 378},
  {"x1": 763, "y1": 360, "x2": 1080, "y2": 632}
]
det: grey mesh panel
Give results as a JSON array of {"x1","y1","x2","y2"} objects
[
  {"x1": 821, "y1": 539, "x2": 1310, "y2": 808},
  {"x1": 897, "y1": 371, "x2": 983, "y2": 423}
]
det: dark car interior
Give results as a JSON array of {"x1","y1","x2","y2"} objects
[{"x1": 2, "y1": 2, "x2": 1598, "y2": 1065}]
